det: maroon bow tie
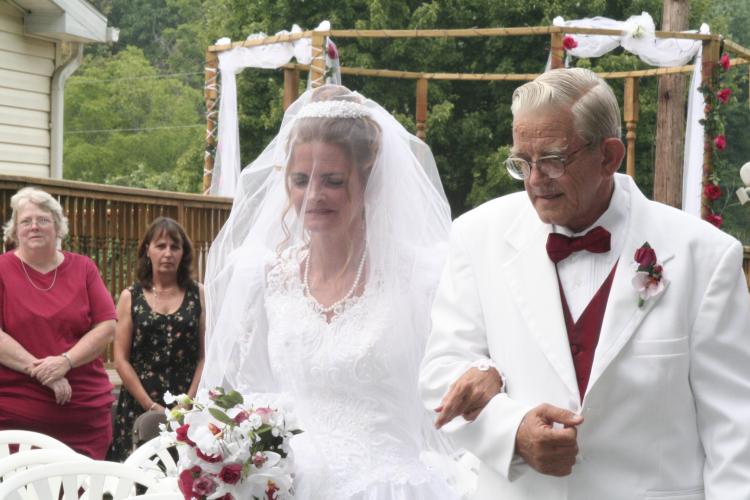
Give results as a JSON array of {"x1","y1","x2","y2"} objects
[{"x1": 546, "y1": 226, "x2": 611, "y2": 264}]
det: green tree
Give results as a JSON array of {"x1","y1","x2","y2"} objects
[{"x1": 64, "y1": 47, "x2": 203, "y2": 191}]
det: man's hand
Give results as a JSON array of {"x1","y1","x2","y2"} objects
[
  {"x1": 30, "y1": 355, "x2": 70, "y2": 385},
  {"x1": 434, "y1": 367, "x2": 503, "y2": 429},
  {"x1": 515, "y1": 403, "x2": 583, "y2": 476},
  {"x1": 45, "y1": 377, "x2": 72, "y2": 405}
]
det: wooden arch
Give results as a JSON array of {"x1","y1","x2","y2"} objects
[{"x1": 203, "y1": 26, "x2": 750, "y2": 218}]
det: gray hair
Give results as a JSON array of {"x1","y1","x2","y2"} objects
[
  {"x1": 3, "y1": 187, "x2": 69, "y2": 245},
  {"x1": 511, "y1": 68, "x2": 622, "y2": 145}
]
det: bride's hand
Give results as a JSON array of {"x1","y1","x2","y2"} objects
[{"x1": 433, "y1": 367, "x2": 503, "y2": 429}]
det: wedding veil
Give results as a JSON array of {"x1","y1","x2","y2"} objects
[{"x1": 200, "y1": 86, "x2": 454, "y2": 460}]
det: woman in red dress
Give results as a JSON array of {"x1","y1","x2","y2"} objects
[{"x1": 0, "y1": 187, "x2": 116, "y2": 458}]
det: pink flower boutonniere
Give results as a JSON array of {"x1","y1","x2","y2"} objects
[{"x1": 632, "y1": 242, "x2": 667, "y2": 308}]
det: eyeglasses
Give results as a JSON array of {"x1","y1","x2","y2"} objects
[
  {"x1": 18, "y1": 216, "x2": 54, "y2": 228},
  {"x1": 504, "y1": 143, "x2": 592, "y2": 180}
]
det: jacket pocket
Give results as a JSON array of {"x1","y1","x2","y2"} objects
[
  {"x1": 632, "y1": 336, "x2": 688, "y2": 357},
  {"x1": 644, "y1": 485, "x2": 704, "y2": 499}
]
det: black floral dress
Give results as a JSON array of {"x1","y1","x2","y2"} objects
[{"x1": 107, "y1": 281, "x2": 201, "y2": 461}]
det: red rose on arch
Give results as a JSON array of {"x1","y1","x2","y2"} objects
[
  {"x1": 562, "y1": 35, "x2": 578, "y2": 51},
  {"x1": 705, "y1": 213, "x2": 723, "y2": 228},
  {"x1": 716, "y1": 88, "x2": 732, "y2": 103},
  {"x1": 703, "y1": 183, "x2": 722, "y2": 201},
  {"x1": 714, "y1": 134, "x2": 727, "y2": 150},
  {"x1": 326, "y1": 40, "x2": 338, "y2": 60},
  {"x1": 218, "y1": 464, "x2": 242, "y2": 485},
  {"x1": 720, "y1": 53, "x2": 731, "y2": 71},
  {"x1": 196, "y1": 448, "x2": 223, "y2": 463}
]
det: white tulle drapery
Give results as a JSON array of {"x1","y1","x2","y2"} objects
[
  {"x1": 552, "y1": 12, "x2": 709, "y2": 216},
  {"x1": 211, "y1": 21, "x2": 338, "y2": 197}
]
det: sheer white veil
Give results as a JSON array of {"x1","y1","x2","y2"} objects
[{"x1": 200, "y1": 84, "x2": 453, "y2": 453}]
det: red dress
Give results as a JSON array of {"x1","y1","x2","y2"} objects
[{"x1": 0, "y1": 251, "x2": 117, "y2": 458}]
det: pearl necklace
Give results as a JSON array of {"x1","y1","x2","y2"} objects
[
  {"x1": 20, "y1": 257, "x2": 58, "y2": 292},
  {"x1": 303, "y1": 245, "x2": 367, "y2": 314}
]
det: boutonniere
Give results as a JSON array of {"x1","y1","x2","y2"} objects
[{"x1": 632, "y1": 242, "x2": 667, "y2": 308}]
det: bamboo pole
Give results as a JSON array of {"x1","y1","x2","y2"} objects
[
  {"x1": 700, "y1": 38, "x2": 721, "y2": 219},
  {"x1": 203, "y1": 50, "x2": 219, "y2": 194},
  {"x1": 209, "y1": 31, "x2": 313, "y2": 52},
  {"x1": 309, "y1": 33, "x2": 326, "y2": 89},
  {"x1": 416, "y1": 79, "x2": 428, "y2": 140},
  {"x1": 283, "y1": 67, "x2": 299, "y2": 110},
  {"x1": 723, "y1": 39, "x2": 750, "y2": 60},
  {"x1": 549, "y1": 32, "x2": 565, "y2": 69},
  {"x1": 325, "y1": 27, "x2": 715, "y2": 41},
  {"x1": 623, "y1": 77, "x2": 640, "y2": 178},
  {"x1": 280, "y1": 60, "x2": 750, "y2": 82},
  {"x1": 206, "y1": 26, "x2": 717, "y2": 54}
]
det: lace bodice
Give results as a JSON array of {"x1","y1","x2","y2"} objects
[{"x1": 264, "y1": 248, "x2": 457, "y2": 499}]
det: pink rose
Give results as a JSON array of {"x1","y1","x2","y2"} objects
[
  {"x1": 178, "y1": 467, "x2": 201, "y2": 499},
  {"x1": 562, "y1": 35, "x2": 578, "y2": 51},
  {"x1": 634, "y1": 245, "x2": 656, "y2": 268},
  {"x1": 252, "y1": 452, "x2": 268, "y2": 468},
  {"x1": 714, "y1": 134, "x2": 727, "y2": 150},
  {"x1": 326, "y1": 40, "x2": 338, "y2": 60},
  {"x1": 703, "y1": 183, "x2": 721, "y2": 201},
  {"x1": 720, "y1": 53, "x2": 730, "y2": 71},
  {"x1": 233, "y1": 410, "x2": 249, "y2": 424},
  {"x1": 716, "y1": 88, "x2": 732, "y2": 103},
  {"x1": 192, "y1": 475, "x2": 217, "y2": 497},
  {"x1": 175, "y1": 424, "x2": 195, "y2": 446},
  {"x1": 196, "y1": 448, "x2": 223, "y2": 463},
  {"x1": 705, "y1": 213, "x2": 723, "y2": 228},
  {"x1": 219, "y1": 463, "x2": 242, "y2": 485}
]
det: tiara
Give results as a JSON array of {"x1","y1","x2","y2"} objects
[{"x1": 296, "y1": 100, "x2": 370, "y2": 119}]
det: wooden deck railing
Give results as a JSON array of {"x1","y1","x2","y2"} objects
[{"x1": 0, "y1": 175, "x2": 232, "y2": 298}]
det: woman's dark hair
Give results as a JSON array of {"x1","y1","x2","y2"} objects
[{"x1": 136, "y1": 217, "x2": 194, "y2": 289}]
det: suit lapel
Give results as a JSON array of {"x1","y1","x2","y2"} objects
[
  {"x1": 502, "y1": 206, "x2": 580, "y2": 400},
  {"x1": 585, "y1": 177, "x2": 673, "y2": 400}
]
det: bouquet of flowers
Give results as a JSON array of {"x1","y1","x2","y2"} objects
[{"x1": 160, "y1": 387, "x2": 300, "y2": 500}]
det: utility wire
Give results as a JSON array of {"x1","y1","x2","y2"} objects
[
  {"x1": 65, "y1": 124, "x2": 204, "y2": 134},
  {"x1": 69, "y1": 72, "x2": 204, "y2": 84}
]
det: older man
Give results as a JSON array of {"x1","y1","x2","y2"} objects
[{"x1": 420, "y1": 68, "x2": 750, "y2": 499}]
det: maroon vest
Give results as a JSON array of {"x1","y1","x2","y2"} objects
[{"x1": 557, "y1": 263, "x2": 618, "y2": 400}]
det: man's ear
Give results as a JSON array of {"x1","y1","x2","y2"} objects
[{"x1": 601, "y1": 137, "x2": 625, "y2": 175}]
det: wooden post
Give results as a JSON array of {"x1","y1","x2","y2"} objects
[
  {"x1": 310, "y1": 33, "x2": 327, "y2": 89},
  {"x1": 549, "y1": 31, "x2": 565, "y2": 70},
  {"x1": 283, "y1": 68, "x2": 299, "y2": 110},
  {"x1": 416, "y1": 78, "x2": 428, "y2": 140},
  {"x1": 653, "y1": 0, "x2": 689, "y2": 208},
  {"x1": 700, "y1": 38, "x2": 720, "y2": 219},
  {"x1": 623, "y1": 77, "x2": 640, "y2": 178},
  {"x1": 203, "y1": 50, "x2": 219, "y2": 194}
]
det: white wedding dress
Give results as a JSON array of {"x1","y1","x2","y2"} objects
[{"x1": 262, "y1": 247, "x2": 460, "y2": 500}]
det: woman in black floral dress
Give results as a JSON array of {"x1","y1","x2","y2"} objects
[{"x1": 107, "y1": 217, "x2": 205, "y2": 461}]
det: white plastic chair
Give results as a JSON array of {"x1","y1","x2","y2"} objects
[
  {"x1": 126, "y1": 493, "x2": 183, "y2": 500},
  {"x1": 0, "y1": 430, "x2": 72, "y2": 459},
  {"x1": 123, "y1": 437, "x2": 178, "y2": 481},
  {"x1": 0, "y1": 448, "x2": 89, "y2": 480},
  {"x1": 0, "y1": 460, "x2": 160, "y2": 500}
]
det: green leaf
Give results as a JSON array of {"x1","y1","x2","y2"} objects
[{"x1": 208, "y1": 407, "x2": 235, "y2": 426}]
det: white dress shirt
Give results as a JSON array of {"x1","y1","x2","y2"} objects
[{"x1": 552, "y1": 177, "x2": 631, "y2": 321}]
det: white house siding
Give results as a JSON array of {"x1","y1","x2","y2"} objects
[{"x1": 0, "y1": 1, "x2": 54, "y2": 178}]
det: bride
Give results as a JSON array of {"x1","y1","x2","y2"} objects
[{"x1": 201, "y1": 84, "x2": 474, "y2": 499}]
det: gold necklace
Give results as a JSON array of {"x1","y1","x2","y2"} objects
[{"x1": 20, "y1": 257, "x2": 58, "y2": 292}]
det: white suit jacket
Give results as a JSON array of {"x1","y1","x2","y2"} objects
[{"x1": 420, "y1": 174, "x2": 750, "y2": 500}]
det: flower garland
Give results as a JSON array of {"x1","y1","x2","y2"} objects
[{"x1": 698, "y1": 51, "x2": 734, "y2": 228}]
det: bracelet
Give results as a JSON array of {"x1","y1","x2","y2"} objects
[
  {"x1": 148, "y1": 402, "x2": 158, "y2": 411},
  {"x1": 60, "y1": 352, "x2": 74, "y2": 370}
]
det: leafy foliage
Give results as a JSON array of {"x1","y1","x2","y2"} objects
[{"x1": 66, "y1": 0, "x2": 749, "y2": 241}]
